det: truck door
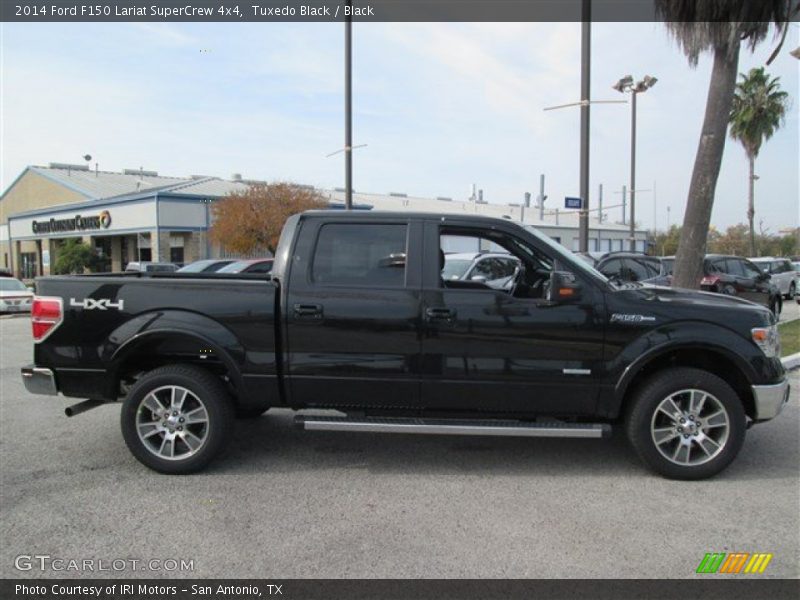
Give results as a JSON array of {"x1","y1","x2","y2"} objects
[
  {"x1": 285, "y1": 217, "x2": 424, "y2": 409},
  {"x1": 419, "y1": 220, "x2": 605, "y2": 416}
]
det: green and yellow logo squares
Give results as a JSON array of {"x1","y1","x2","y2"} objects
[{"x1": 696, "y1": 552, "x2": 773, "y2": 574}]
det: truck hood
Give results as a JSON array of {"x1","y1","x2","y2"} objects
[{"x1": 620, "y1": 284, "x2": 773, "y2": 321}]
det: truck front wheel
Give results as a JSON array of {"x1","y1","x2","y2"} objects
[
  {"x1": 121, "y1": 365, "x2": 234, "y2": 474},
  {"x1": 625, "y1": 367, "x2": 746, "y2": 480}
]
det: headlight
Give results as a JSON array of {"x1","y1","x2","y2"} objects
[{"x1": 752, "y1": 325, "x2": 780, "y2": 358}]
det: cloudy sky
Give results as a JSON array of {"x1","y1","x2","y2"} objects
[{"x1": 2, "y1": 21, "x2": 797, "y2": 233}]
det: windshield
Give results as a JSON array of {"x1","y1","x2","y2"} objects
[
  {"x1": 0, "y1": 279, "x2": 28, "y2": 292},
  {"x1": 442, "y1": 258, "x2": 473, "y2": 280},
  {"x1": 217, "y1": 260, "x2": 250, "y2": 273},
  {"x1": 177, "y1": 261, "x2": 212, "y2": 272},
  {"x1": 661, "y1": 259, "x2": 674, "y2": 275},
  {"x1": 522, "y1": 225, "x2": 610, "y2": 284}
]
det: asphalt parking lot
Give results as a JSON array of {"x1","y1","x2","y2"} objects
[{"x1": 1, "y1": 315, "x2": 798, "y2": 579}]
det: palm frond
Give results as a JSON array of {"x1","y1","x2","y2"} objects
[{"x1": 655, "y1": 0, "x2": 797, "y2": 65}]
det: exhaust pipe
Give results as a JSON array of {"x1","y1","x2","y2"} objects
[{"x1": 65, "y1": 399, "x2": 105, "y2": 417}]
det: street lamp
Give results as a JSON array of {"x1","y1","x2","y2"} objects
[{"x1": 613, "y1": 74, "x2": 657, "y2": 251}]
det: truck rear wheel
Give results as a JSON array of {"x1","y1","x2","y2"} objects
[
  {"x1": 121, "y1": 365, "x2": 234, "y2": 474},
  {"x1": 625, "y1": 367, "x2": 746, "y2": 480}
]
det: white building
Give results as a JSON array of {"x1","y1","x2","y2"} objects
[{"x1": 1, "y1": 163, "x2": 648, "y2": 278}]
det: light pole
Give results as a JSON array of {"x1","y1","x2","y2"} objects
[
  {"x1": 613, "y1": 74, "x2": 657, "y2": 251},
  {"x1": 344, "y1": 2, "x2": 353, "y2": 209},
  {"x1": 578, "y1": 0, "x2": 591, "y2": 253}
]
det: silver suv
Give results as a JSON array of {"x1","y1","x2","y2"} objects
[{"x1": 751, "y1": 257, "x2": 797, "y2": 299}]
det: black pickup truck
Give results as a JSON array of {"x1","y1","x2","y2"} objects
[{"x1": 22, "y1": 211, "x2": 790, "y2": 479}]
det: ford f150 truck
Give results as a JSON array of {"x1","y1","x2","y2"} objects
[{"x1": 21, "y1": 211, "x2": 790, "y2": 479}]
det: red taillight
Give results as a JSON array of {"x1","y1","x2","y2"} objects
[
  {"x1": 700, "y1": 275, "x2": 720, "y2": 287},
  {"x1": 31, "y1": 296, "x2": 63, "y2": 342}
]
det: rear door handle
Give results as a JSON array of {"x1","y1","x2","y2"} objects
[
  {"x1": 293, "y1": 303, "x2": 323, "y2": 319},
  {"x1": 425, "y1": 307, "x2": 456, "y2": 322}
]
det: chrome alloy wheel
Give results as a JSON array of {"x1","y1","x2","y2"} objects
[
  {"x1": 650, "y1": 389, "x2": 730, "y2": 466},
  {"x1": 136, "y1": 385, "x2": 209, "y2": 461}
]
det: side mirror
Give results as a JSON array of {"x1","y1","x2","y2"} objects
[
  {"x1": 470, "y1": 275, "x2": 488, "y2": 283},
  {"x1": 548, "y1": 271, "x2": 582, "y2": 302}
]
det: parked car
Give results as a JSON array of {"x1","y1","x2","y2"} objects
[
  {"x1": 0, "y1": 268, "x2": 13, "y2": 277},
  {"x1": 217, "y1": 258, "x2": 274, "y2": 274},
  {"x1": 442, "y1": 252, "x2": 520, "y2": 289},
  {"x1": 124, "y1": 262, "x2": 179, "y2": 273},
  {"x1": 177, "y1": 259, "x2": 236, "y2": 273},
  {"x1": 596, "y1": 253, "x2": 673, "y2": 286},
  {"x1": 793, "y1": 262, "x2": 800, "y2": 305},
  {"x1": 573, "y1": 252, "x2": 603, "y2": 268},
  {"x1": 750, "y1": 257, "x2": 797, "y2": 300},
  {"x1": 21, "y1": 211, "x2": 789, "y2": 480},
  {"x1": 701, "y1": 255, "x2": 782, "y2": 316},
  {"x1": 0, "y1": 277, "x2": 34, "y2": 313}
]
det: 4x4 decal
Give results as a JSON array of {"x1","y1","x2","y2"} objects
[{"x1": 69, "y1": 298, "x2": 124, "y2": 311}]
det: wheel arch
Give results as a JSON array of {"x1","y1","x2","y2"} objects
[
  {"x1": 104, "y1": 310, "x2": 247, "y2": 403},
  {"x1": 615, "y1": 344, "x2": 756, "y2": 421}
]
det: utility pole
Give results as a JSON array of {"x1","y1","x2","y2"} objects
[
  {"x1": 344, "y1": 2, "x2": 353, "y2": 209},
  {"x1": 597, "y1": 183, "x2": 603, "y2": 252},
  {"x1": 621, "y1": 185, "x2": 627, "y2": 224},
  {"x1": 597, "y1": 183, "x2": 604, "y2": 223},
  {"x1": 578, "y1": 0, "x2": 591, "y2": 252},
  {"x1": 629, "y1": 89, "x2": 637, "y2": 250},
  {"x1": 538, "y1": 174, "x2": 546, "y2": 221}
]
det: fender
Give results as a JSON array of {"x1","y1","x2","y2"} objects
[
  {"x1": 104, "y1": 310, "x2": 246, "y2": 394},
  {"x1": 610, "y1": 320, "x2": 764, "y2": 403}
]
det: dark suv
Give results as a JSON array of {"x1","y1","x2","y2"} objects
[
  {"x1": 701, "y1": 255, "x2": 782, "y2": 315},
  {"x1": 596, "y1": 253, "x2": 673, "y2": 286}
]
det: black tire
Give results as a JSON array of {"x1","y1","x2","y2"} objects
[
  {"x1": 235, "y1": 406, "x2": 269, "y2": 419},
  {"x1": 719, "y1": 284, "x2": 736, "y2": 296},
  {"x1": 787, "y1": 282, "x2": 796, "y2": 300},
  {"x1": 121, "y1": 364, "x2": 234, "y2": 474},
  {"x1": 625, "y1": 367, "x2": 746, "y2": 480}
]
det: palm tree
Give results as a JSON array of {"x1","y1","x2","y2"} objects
[
  {"x1": 729, "y1": 67, "x2": 790, "y2": 256},
  {"x1": 654, "y1": 0, "x2": 795, "y2": 289}
]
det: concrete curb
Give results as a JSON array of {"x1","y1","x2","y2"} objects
[{"x1": 782, "y1": 352, "x2": 800, "y2": 371}]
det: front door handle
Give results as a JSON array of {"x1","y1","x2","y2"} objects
[
  {"x1": 293, "y1": 303, "x2": 324, "y2": 319},
  {"x1": 425, "y1": 307, "x2": 456, "y2": 322}
]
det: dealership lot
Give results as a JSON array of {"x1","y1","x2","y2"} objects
[{"x1": 1, "y1": 315, "x2": 798, "y2": 579}]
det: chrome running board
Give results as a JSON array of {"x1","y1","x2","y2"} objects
[{"x1": 295, "y1": 416, "x2": 610, "y2": 439}]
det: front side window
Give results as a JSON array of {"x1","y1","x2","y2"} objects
[
  {"x1": 599, "y1": 258, "x2": 623, "y2": 278},
  {"x1": 741, "y1": 260, "x2": 762, "y2": 278},
  {"x1": 312, "y1": 223, "x2": 407, "y2": 287},
  {"x1": 440, "y1": 229, "x2": 554, "y2": 299}
]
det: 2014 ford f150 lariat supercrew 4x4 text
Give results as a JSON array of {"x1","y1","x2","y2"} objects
[{"x1": 21, "y1": 212, "x2": 790, "y2": 479}]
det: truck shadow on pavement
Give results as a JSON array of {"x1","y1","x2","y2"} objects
[{"x1": 206, "y1": 408, "x2": 798, "y2": 481}]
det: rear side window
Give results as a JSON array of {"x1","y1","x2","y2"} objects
[
  {"x1": 741, "y1": 260, "x2": 762, "y2": 278},
  {"x1": 312, "y1": 223, "x2": 408, "y2": 287}
]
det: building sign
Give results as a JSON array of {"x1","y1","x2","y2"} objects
[{"x1": 32, "y1": 210, "x2": 111, "y2": 235}]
